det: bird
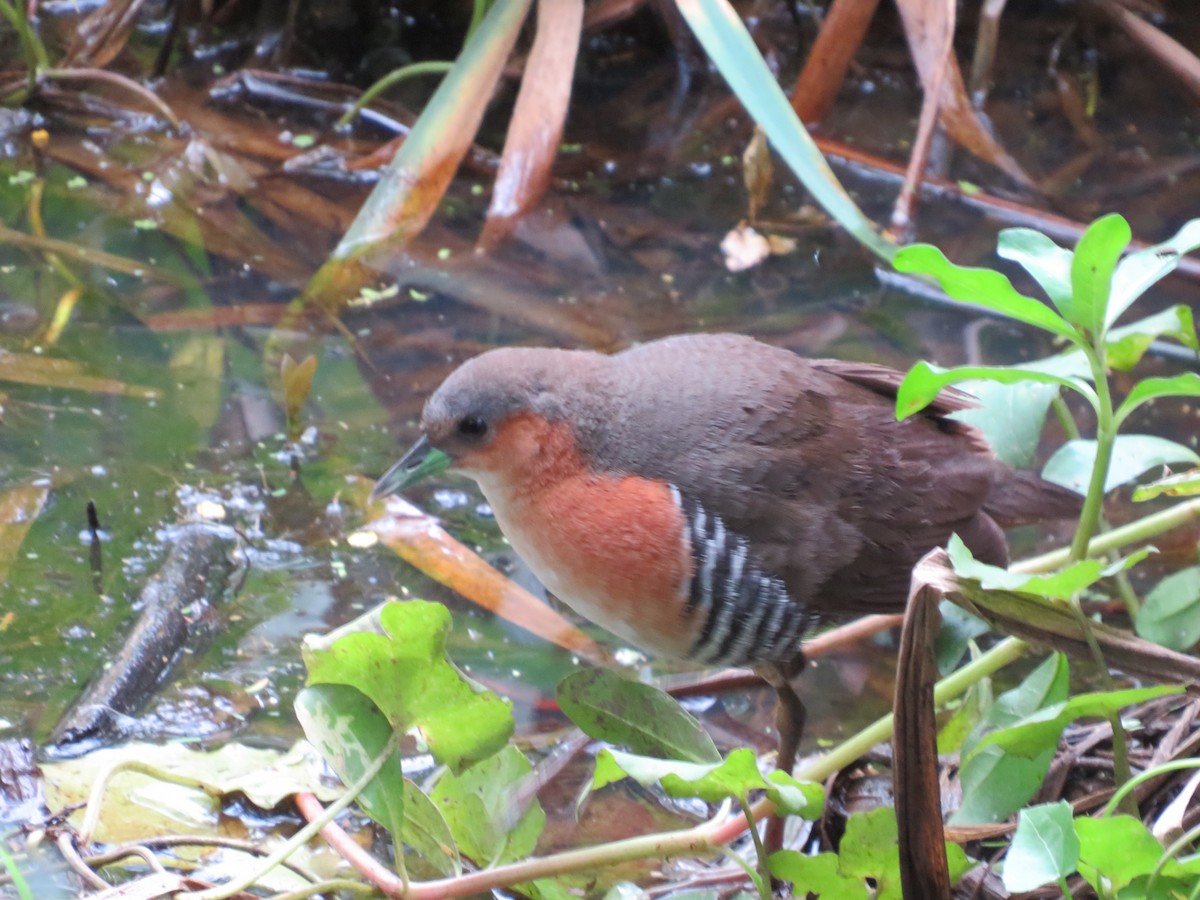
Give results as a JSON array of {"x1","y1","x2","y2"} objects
[{"x1": 371, "y1": 332, "x2": 1079, "y2": 794}]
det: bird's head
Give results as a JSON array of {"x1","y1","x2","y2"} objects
[{"x1": 370, "y1": 346, "x2": 610, "y2": 502}]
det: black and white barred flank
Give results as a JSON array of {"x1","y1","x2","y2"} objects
[{"x1": 670, "y1": 486, "x2": 813, "y2": 668}]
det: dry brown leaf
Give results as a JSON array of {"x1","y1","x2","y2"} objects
[
  {"x1": 894, "y1": 0, "x2": 1035, "y2": 189},
  {"x1": 479, "y1": 0, "x2": 585, "y2": 251}
]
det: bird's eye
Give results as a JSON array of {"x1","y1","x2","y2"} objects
[{"x1": 457, "y1": 414, "x2": 488, "y2": 438}]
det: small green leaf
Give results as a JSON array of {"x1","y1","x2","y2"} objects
[
  {"x1": 593, "y1": 748, "x2": 766, "y2": 804},
  {"x1": 893, "y1": 244, "x2": 1078, "y2": 339},
  {"x1": 1003, "y1": 801, "x2": 1079, "y2": 892},
  {"x1": 1116, "y1": 373, "x2": 1200, "y2": 426},
  {"x1": 1106, "y1": 305, "x2": 1198, "y2": 370},
  {"x1": 997, "y1": 228, "x2": 1075, "y2": 318},
  {"x1": 556, "y1": 669, "x2": 720, "y2": 764},
  {"x1": 1108, "y1": 217, "x2": 1200, "y2": 327},
  {"x1": 431, "y1": 745, "x2": 544, "y2": 866},
  {"x1": 303, "y1": 600, "x2": 514, "y2": 773},
  {"x1": 1042, "y1": 435, "x2": 1200, "y2": 494},
  {"x1": 895, "y1": 361, "x2": 1083, "y2": 421},
  {"x1": 1136, "y1": 567, "x2": 1200, "y2": 651},
  {"x1": 1070, "y1": 213, "x2": 1131, "y2": 337}
]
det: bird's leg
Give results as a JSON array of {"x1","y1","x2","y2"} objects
[{"x1": 756, "y1": 655, "x2": 808, "y2": 857}]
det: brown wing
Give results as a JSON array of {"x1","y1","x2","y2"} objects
[{"x1": 594, "y1": 336, "x2": 1011, "y2": 621}]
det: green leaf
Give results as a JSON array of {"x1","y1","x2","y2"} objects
[
  {"x1": 303, "y1": 600, "x2": 514, "y2": 773},
  {"x1": 836, "y1": 807, "x2": 902, "y2": 895},
  {"x1": 295, "y1": 684, "x2": 409, "y2": 851},
  {"x1": 952, "y1": 743, "x2": 1056, "y2": 825},
  {"x1": 1116, "y1": 372, "x2": 1200, "y2": 426},
  {"x1": 974, "y1": 684, "x2": 1179, "y2": 760},
  {"x1": 768, "y1": 851, "x2": 869, "y2": 899},
  {"x1": 430, "y1": 745, "x2": 544, "y2": 866},
  {"x1": 1132, "y1": 468, "x2": 1200, "y2": 501},
  {"x1": 1106, "y1": 305, "x2": 1198, "y2": 370},
  {"x1": 951, "y1": 654, "x2": 1068, "y2": 824},
  {"x1": 835, "y1": 807, "x2": 972, "y2": 899},
  {"x1": 895, "y1": 361, "x2": 1083, "y2": 421},
  {"x1": 1070, "y1": 213, "x2": 1131, "y2": 338},
  {"x1": 893, "y1": 244, "x2": 1078, "y2": 340},
  {"x1": 1136, "y1": 567, "x2": 1200, "y2": 651},
  {"x1": 593, "y1": 747, "x2": 766, "y2": 804},
  {"x1": 1003, "y1": 801, "x2": 1079, "y2": 892},
  {"x1": 1042, "y1": 435, "x2": 1200, "y2": 494},
  {"x1": 556, "y1": 669, "x2": 720, "y2": 764},
  {"x1": 675, "y1": 0, "x2": 894, "y2": 262},
  {"x1": 1108, "y1": 217, "x2": 1200, "y2": 327},
  {"x1": 947, "y1": 534, "x2": 1150, "y2": 600},
  {"x1": 950, "y1": 379, "x2": 1062, "y2": 467},
  {"x1": 402, "y1": 779, "x2": 462, "y2": 877},
  {"x1": 764, "y1": 769, "x2": 824, "y2": 819},
  {"x1": 1076, "y1": 815, "x2": 1174, "y2": 892},
  {"x1": 937, "y1": 677, "x2": 991, "y2": 755},
  {"x1": 997, "y1": 227, "x2": 1075, "y2": 318}
]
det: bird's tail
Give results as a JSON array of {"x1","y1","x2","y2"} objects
[{"x1": 984, "y1": 469, "x2": 1084, "y2": 527}]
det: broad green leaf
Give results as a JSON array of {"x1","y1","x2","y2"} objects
[
  {"x1": 974, "y1": 684, "x2": 1179, "y2": 760},
  {"x1": 675, "y1": 0, "x2": 894, "y2": 262},
  {"x1": 836, "y1": 808, "x2": 902, "y2": 896},
  {"x1": 593, "y1": 747, "x2": 766, "y2": 804},
  {"x1": 1003, "y1": 801, "x2": 1079, "y2": 892},
  {"x1": 556, "y1": 669, "x2": 720, "y2": 764},
  {"x1": 768, "y1": 851, "x2": 869, "y2": 899},
  {"x1": 895, "y1": 361, "x2": 1083, "y2": 421},
  {"x1": 1108, "y1": 217, "x2": 1200, "y2": 326},
  {"x1": 303, "y1": 600, "x2": 514, "y2": 773},
  {"x1": 836, "y1": 807, "x2": 970, "y2": 899},
  {"x1": 951, "y1": 379, "x2": 1061, "y2": 467},
  {"x1": 893, "y1": 244, "x2": 1078, "y2": 340},
  {"x1": 1070, "y1": 213, "x2": 1130, "y2": 337},
  {"x1": 997, "y1": 227, "x2": 1075, "y2": 317},
  {"x1": 1076, "y1": 815, "x2": 1176, "y2": 892},
  {"x1": 951, "y1": 743, "x2": 1055, "y2": 825},
  {"x1": 1136, "y1": 567, "x2": 1200, "y2": 651},
  {"x1": 952, "y1": 653, "x2": 1068, "y2": 824},
  {"x1": 1116, "y1": 372, "x2": 1200, "y2": 426},
  {"x1": 430, "y1": 745, "x2": 544, "y2": 866},
  {"x1": 1042, "y1": 435, "x2": 1200, "y2": 494},
  {"x1": 295, "y1": 684, "x2": 408, "y2": 850},
  {"x1": 1132, "y1": 468, "x2": 1200, "y2": 501}
]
